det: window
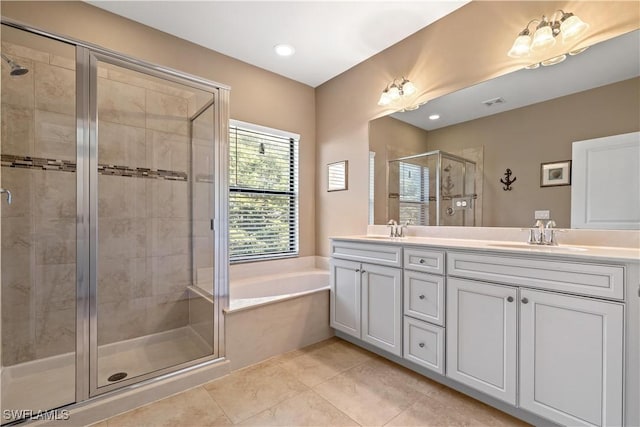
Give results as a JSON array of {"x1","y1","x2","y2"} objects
[
  {"x1": 398, "y1": 162, "x2": 430, "y2": 225},
  {"x1": 229, "y1": 120, "x2": 299, "y2": 262},
  {"x1": 368, "y1": 151, "x2": 375, "y2": 224}
]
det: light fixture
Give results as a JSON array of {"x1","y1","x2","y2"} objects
[
  {"x1": 274, "y1": 44, "x2": 295, "y2": 57},
  {"x1": 377, "y1": 77, "x2": 418, "y2": 107},
  {"x1": 508, "y1": 10, "x2": 589, "y2": 59},
  {"x1": 429, "y1": 114, "x2": 440, "y2": 120},
  {"x1": 541, "y1": 54, "x2": 567, "y2": 66},
  {"x1": 531, "y1": 18, "x2": 556, "y2": 51}
]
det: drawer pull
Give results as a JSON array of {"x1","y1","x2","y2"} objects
[
  {"x1": 507, "y1": 296, "x2": 514, "y2": 303},
  {"x1": 419, "y1": 259, "x2": 426, "y2": 264},
  {"x1": 419, "y1": 294, "x2": 426, "y2": 300},
  {"x1": 521, "y1": 297, "x2": 529, "y2": 304},
  {"x1": 419, "y1": 342, "x2": 425, "y2": 348}
]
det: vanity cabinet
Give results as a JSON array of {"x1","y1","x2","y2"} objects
[
  {"x1": 519, "y1": 288, "x2": 623, "y2": 427},
  {"x1": 330, "y1": 238, "x2": 634, "y2": 426},
  {"x1": 446, "y1": 277, "x2": 518, "y2": 404},
  {"x1": 402, "y1": 247, "x2": 447, "y2": 374},
  {"x1": 330, "y1": 241, "x2": 402, "y2": 356},
  {"x1": 447, "y1": 252, "x2": 625, "y2": 426}
]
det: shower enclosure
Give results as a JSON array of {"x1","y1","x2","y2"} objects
[
  {"x1": 388, "y1": 150, "x2": 476, "y2": 226},
  {"x1": 0, "y1": 21, "x2": 228, "y2": 423}
]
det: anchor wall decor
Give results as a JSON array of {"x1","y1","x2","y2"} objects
[{"x1": 500, "y1": 168, "x2": 517, "y2": 191}]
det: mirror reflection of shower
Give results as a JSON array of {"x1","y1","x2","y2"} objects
[{"x1": 0, "y1": 52, "x2": 29, "y2": 76}]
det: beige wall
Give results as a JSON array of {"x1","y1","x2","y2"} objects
[
  {"x1": 315, "y1": 1, "x2": 640, "y2": 256},
  {"x1": 426, "y1": 78, "x2": 640, "y2": 229},
  {"x1": 1, "y1": 0, "x2": 317, "y2": 258},
  {"x1": 368, "y1": 116, "x2": 428, "y2": 224}
]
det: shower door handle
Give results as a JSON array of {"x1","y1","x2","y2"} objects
[{"x1": 0, "y1": 188, "x2": 11, "y2": 205}]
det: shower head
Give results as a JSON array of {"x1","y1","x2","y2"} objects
[{"x1": 1, "y1": 53, "x2": 29, "y2": 76}]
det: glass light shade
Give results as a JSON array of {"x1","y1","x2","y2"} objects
[
  {"x1": 378, "y1": 90, "x2": 391, "y2": 106},
  {"x1": 541, "y1": 54, "x2": 566, "y2": 66},
  {"x1": 561, "y1": 15, "x2": 589, "y2": 42},
  {"x1": 401, "y1": 80, "x2": 416, "y2": 96},
  {"x1": 531, "y1": 25, "x2": 556, "y2": 51},
  {"x1": 569, "y1": 46, "x2": 589, "y2": 56},
  {"x1": 387, "y1": 85, "x2": 401, "y2": 101},
  {"x1": 508, "y1": 34, "x2": 532, "y2": 58}
]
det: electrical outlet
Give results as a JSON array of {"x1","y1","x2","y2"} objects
[{"x1": 535, "y1": 210, "x2": 550, "y2": 220}]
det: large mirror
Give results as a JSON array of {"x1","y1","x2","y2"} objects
[{"x1": 369, "y1": 29, "x2": 639, "y2": 229}]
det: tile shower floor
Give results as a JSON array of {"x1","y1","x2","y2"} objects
[
  {"x1": 94, "y1": 337, "x2": 529, "y2": 427},
  {"x1": 1, "y1": 327, "x2": 210, "y2": 420}
]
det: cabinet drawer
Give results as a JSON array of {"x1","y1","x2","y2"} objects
[
  {"x1": 404, "y1": 271, "x2": 445, "y2": 326},
  {"x1": 331, "y1": 240, "x2": 402, "y2": 267},
  {"x1": 404, "y1": 248, "x2": 444, "y2": 274},
  {"x1": 403, "y1": 317, "x2": 444, "y2": 375},
  {"x1": 448, "y1": 252, "x2": 624, "y2": 300}
]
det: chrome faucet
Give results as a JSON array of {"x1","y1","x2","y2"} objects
[
  {"x1": 387, "y1": 220, "x2": 398, "y2": 237},
  {"x1": 0, "y1": 188, "x2": 11, "y2": 205},
  {"x1": 527, "y1": 219, "x2": 564, "y2": 245},
  {"x1": 387, "y1": 219, "x2": 411, "y2": 238}
]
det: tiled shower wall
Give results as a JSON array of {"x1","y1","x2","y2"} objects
[
  {"x1": 1, "y1": 42, "x2": 213, "y2": 365},
  {"x1": 1, "y1": 42, "x2": 77, "y2": 366}
]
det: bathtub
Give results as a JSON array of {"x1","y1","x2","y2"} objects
[
  {"x1": 194, "y1": 257, "x2": 333, "y2": 370},
  {"x1": 228, "y1": 269, "x2": 330, "y2": 312}
]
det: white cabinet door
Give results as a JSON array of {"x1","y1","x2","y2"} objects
[
  {"x1": 446, "y1": 277, "x2": 518, "y2": 405},
  {"x1": 362, "y1": 263, "x2": 402, "y2": 356},
  {"x1": 520, "y1": 289, "x2": 624, "y2": 427},
  {"x1": 330, "y1": 258, "x2": 361, "y2": 338}
]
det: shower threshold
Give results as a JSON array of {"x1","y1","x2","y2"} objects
[{"x1": 1, "y1": 326, "x2": 211, "y2": 422}]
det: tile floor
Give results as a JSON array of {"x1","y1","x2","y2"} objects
[{"x1": 94, "y1": 337, "x2": 530, "y2": 426}]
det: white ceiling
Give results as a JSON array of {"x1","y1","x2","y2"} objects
[
  {"x1": 393, "y1": 30, "x2": 640, "y2": 131},
  {"x1": 88, "y1": 1, "x2": 469, "y2": 87}
]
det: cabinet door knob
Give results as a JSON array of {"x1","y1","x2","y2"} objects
[
  {"x1": 419, "y1": 342, "x2": 425, "y2": 348},
  {"x1": 507, "y1": 296, "x2": 514, "y2": 302},
  {"x1": 521, "y1": 297, "x2": 529, "y2": 304},
  {"x1": 419, "y1": 259, "x2": 426, "y2": 264},
  {"x1": 361, "y1": 270, "x2": 366, "y2": 274},
  {"x1": 355, "y1": 268, "x2": 360, "y2": 272},
  {"x1": 419, "y1": 295, "x2": 426, "y2": 300}
]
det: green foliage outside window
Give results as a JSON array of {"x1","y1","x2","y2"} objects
[{"x1": 229, "y1": 126, "x2": 298, "y2": 261}]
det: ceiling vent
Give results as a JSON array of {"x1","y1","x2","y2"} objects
[{"x1": 482, "y1": 97, "x2": 505, "y2": 107}]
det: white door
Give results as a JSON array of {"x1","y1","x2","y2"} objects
[
  {"x1": 362, "y1": 263, "x2": 402, "y2": 356},
  {"x1": 446, "y1": 277, "x2": 518, "y2": 405},
  {"x1": 520, "y1": 289, "x2": 624, "y2": 427},
  {"x1": 571, "y1": 131, "x2": 640, "y2": 229},
  {"x1": 330, "y1": 258, "x2": 361, "y2": 338}
]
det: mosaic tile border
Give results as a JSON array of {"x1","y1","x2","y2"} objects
[
  {"x1": 1, "y1": 154, "x2": 76, "y2": 172},
  {"x1": 1, "y1": 154, "x2": 188, "y2": 182}
]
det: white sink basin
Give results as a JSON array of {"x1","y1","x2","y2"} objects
[{"x1": 488, "y1": 243, "x2": 588, "y2": 252}]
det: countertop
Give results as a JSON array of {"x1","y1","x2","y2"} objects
[{"x1": 330, "y1": 235, "x2": 640, "y2": 263}]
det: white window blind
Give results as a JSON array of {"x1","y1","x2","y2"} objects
[
  {"x1": 229, "y1": 121, "x2": 299, "y2": 262},
  {"x1": 398, "y1": 162, "x2": 429, "y2": 226}
]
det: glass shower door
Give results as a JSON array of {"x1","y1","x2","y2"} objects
[
  {"x1": 1, "y1": 25, "x2": 77, "y2": 422},
  {"x1": 91, "y1": 56, "x2": 216, "y2": 393}
]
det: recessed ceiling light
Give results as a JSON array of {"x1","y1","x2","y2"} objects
[
  {"x1": 274, "y1": 44, "x2": 295, "y2": 57},
  {"x1": 429, "y1": 114, "x2": 440, "y2": 120}
]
